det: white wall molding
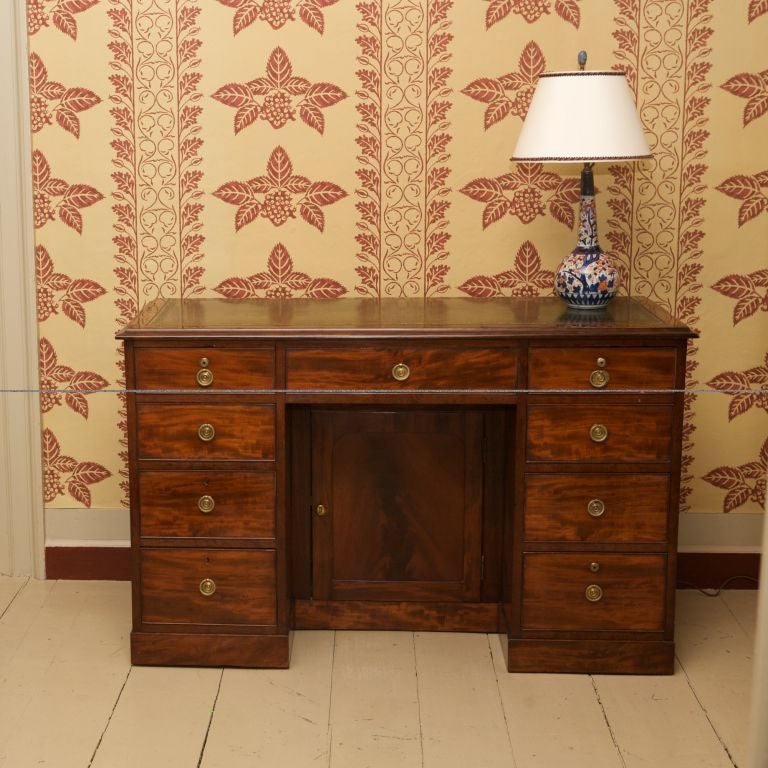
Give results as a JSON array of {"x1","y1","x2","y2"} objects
[
  {"x1": 0, "y1": 1, "x2": 45, "y2": 576},
  {"x1": 678, "y1": 511, "x2": 765, "y2": 553},
  {"x1": 45, "y1": 507, "x2": 130, "y2": 548}
]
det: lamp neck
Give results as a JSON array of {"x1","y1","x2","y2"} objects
[
  {"x1": 577, "y1": 162, "x2": 599, "y2": 252},
  {"x1": 580, "y1": 162, "x2": 595, "y2": 196}
]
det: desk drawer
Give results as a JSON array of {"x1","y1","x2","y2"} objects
[
  {"x1": 528, "y1": 347, "x2": 677, "y2": 391},
  {"x1": 139, "y1": 470, "x2": 275, "y2": 539},
  {"x1": 141, "y1": 548, "x2": 277, "y2": 626},
  {"x1": 526, "y1": 405, "x2": 673, "y2": 463},
  {"x1": 522, "y1": 553, "x2": 666, "y2": 632},
  {"x1": 524, "y1": 474, "x2": 669, "y2": 543},
  {"x1": 135, "y1": 347, "x2": 275, "y2": 391},
  {"x1": 136, "y1": 404, "x2": 274, "y2": 461},
  {"x1": 286, "y1": 345, "x2": 518, "y2": 391}
]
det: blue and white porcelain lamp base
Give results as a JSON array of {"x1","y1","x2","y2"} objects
[{"x1": 554, "y1": 164, "x2": 619, "y2": 310}]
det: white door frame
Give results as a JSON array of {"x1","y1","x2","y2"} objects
[{"x1": 0, "y1": 0, "x2": 45, "y2": 577}]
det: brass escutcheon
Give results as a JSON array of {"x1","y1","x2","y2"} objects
[
  {"x1": 196, "y1": 368, "x2": 214, "y2": 387},
  {"x1": 392, "y1": 362, "x2": 410, "y2": 382},
  {"x1": 198, "y1": 494, "x2": 215, "y2": 514},
  {"x1": 198, "y1": 423, "x2": 215, "y2": 442},
  {"x1": 316, "y1": 504, "x2": 327, "y2": 517},
  {"x1": 589, "y1": 562, "x2": 600, "y2": 573},
  {"x1": 589, "y1": 369, "x2": 609, "y2": 389},
  {"x1": 587, "y1": 498, "x2": 605, "y2": 517},
  {"x1": 585, "y1": 584, "x2": 603, "y2": 602},
  {"x1": 199, "y1": 578, "x2": 216, "y2": 597},
  {"x1": 589, "y1": 423, "x2": 608, "y2": 443}
]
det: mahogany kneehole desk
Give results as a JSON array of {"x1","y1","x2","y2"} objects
[{"x1": 117, "y1": 297, "x2": 695, "y2": 674}]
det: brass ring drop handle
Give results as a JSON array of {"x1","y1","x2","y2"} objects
[
  {"x1": 199, "y1": 578, "x2": 216, "y2": 597},
  {"x1": 392, "y1": 363, "x2": 410, "y2": 382},
  {"x1": 589, "y1": 423, "x2": 608, "y2": 443},
  {"x1": 198, "y1": 423, "x2": 215, "y2": 442},
  {"x1": 198, "y1": 495, "x2": 215, "y2": 514},
  {"x1": 585, "y1": 584, "x2": 603, "y2": 602},
  {"x1": 587, "y1": 498, "x2": 605, "y2": 517},
  {"x1": 196, "y1": 357, "x2": 213, "y2": 387}
]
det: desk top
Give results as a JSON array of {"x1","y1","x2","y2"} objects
[{"x1": 117, "y1": 296, "x2": 696, "y2": 340}]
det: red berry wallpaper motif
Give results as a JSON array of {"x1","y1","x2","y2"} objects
[
  {"x1": 25, "y1": 0, "x2": 768, "y2": 518},
  {"x1": 213, "y1": 146, "x2": 347, "y2": 231},
  {"x1": 458, "y1": 241, "x2": 555, "y2": 298},
  {"x1": 215, "y1": 0, "x2": 339, "y2": 35},
  {"x1": 461, "y1": 41, "x2": 544, "y2": 130},
  {"x1": 212, "y1": 47, "x2": 346, "y2": 134},
  {"x1": 215, "y1": 244, "x2": 347, "y2": 300}
]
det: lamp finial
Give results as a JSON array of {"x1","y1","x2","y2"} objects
[{"x1": 578, "y1": 50, "x2": 587, "y2": 71}]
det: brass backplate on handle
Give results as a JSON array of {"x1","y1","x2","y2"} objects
[
  {"x1": 585, "y1": 584, "x2": 603, "y2": 602},
  {"x1": 316, "y1": 504, "x2": 327, "y2": 517},
  {"x1": 391, "y1": 363, "x2": 410, "y2": 381},
  {"x1": 196, "y1": 368, "x2": 214, "y2": 387},
  {"x1": 589, "y1": 369, "x2": 609, "y2": 388},
  {"x1": 589, "y1": 423, "x2": 608, "y2": 443},
  {"x1": 198, "y1": 495, "x2": 215, "y2": 514},
  {"x1": 199, "y1": 578, "x2": 216, "y2": 596},
  {"x1": 198, "y1": 423, "x2": 215, "y2": 442},
  {"x1": 587, "y1": 498, "x2": 605, "y2": 517}
]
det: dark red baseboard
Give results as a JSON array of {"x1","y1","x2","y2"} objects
[
  {"x1": 45, "y1": 547, "x2": 760, "y2": 589},
  {"x1": 45, "y1": 546, "x2": 131, "y2": 580},
  {"x1": 677, "y1": 552, "x2": 760, "y2": 590}
]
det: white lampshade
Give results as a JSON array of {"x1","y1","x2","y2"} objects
[{"x1": 511, "y1": 71, "x2": 651, "y2": 162}]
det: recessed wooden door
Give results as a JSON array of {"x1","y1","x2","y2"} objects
[{"x1": 311, "y1": 409, "x2": 484, "y2": 602}]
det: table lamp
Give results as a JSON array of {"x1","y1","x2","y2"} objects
[{"x1": 511, "y1": 51, "x2": 651, "y2": 309}]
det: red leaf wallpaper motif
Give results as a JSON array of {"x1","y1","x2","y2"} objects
[
  {"x1": 27, "y1": 0, "x2": 101, "y2": 38},
  {"x1": 716, "y1": 171, "x2": 768, "y2": 226},
  {"x1": 461, "y1": 41, "x2": 544, "y2": 129},
  {"x1": 749, "y1": 0, "x2": 768, "y2": 22},
  {"x1": 711, "y1": 269, "x2": 768, "y2": 325},
  {"x1": 39, "y1": 338, "x2": 109, "y2": 418},
  {"x1": 484, "y1": 0, "x2": 580, "y2": 29},
  {"x1": 702, "y1": 438, "x2": 767, "y2": 513},
  {"x1": 458, "y1": 240, "x2": 554, "y2": 297},
  {"x1": 721, "y1": 69, "x2": 768, "y2": 125},
  {"x1": 461, "y1": 163, "x2": 579, "y2": 229},
  {"x1": 36, "y1": 245, "x2": 106, "y2": 325},
  {"x1": 707, "y1": 353, "x2": 768, "y2": 421},
  {"x1": 42, "y1": 428, "x2": 111, "y2": 507},
  {"x1": 214, "y1": 146, "x2": 347, "y2": 231},
  {"x1": 212, "y1": 47, "x2": 346, "y2": 134},
  {"x1": 215, "y1": 243, "x2": 347, "y2": 299},
  {"x1": 28, "y1": 53, "x2": 101, "y2": 137},
  {"x1": 216, "y1": 0, "x2": 339, "y2": 35},
  {"x1": 32, "y1": 150, "x2": 103, "y2": 232}
]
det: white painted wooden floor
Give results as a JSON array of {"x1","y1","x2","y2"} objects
[{"x1": 0, "y1": 578, "x2": 756, "y2": 768}]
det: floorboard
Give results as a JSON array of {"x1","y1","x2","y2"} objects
[{"x1": 0, "y1": 581, "x2": 757, "y2": 768}]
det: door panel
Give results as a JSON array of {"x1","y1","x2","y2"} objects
[{"x1": 311, "y1": 409, "x2": 484, "y2": 602}]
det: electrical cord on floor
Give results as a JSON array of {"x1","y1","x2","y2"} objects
[{"x1": 677, "y1": 574, "x2": 760, "y2": 597}]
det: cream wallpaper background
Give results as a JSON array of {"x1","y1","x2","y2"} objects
[{"x1": 25, "y1": 0, "x2": 767, "y2": 523}]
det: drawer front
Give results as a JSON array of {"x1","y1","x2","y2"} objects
[
  {"x1": 140, "y1": 470, "x2": 275, "y2": 539},
  {"x1": 528, "y1": 347, "x2": 677, "y2": 391},
  {"x1": 522, "y1": 553, "x2": 666, "y2": 631},
  {"x1": 134, "y1": 347, "x2": 275, "y2": 392},
  {"x1": 524, "y1": 473, "x2": 669, "y2": 543},
  {"x1": 136, "y1": 404, "x2": 275, "y2": 461},
  {"x1": 526, "y1": 405, "x2": 673, "y2": 463},
  {"x1": 286, "y1": 345, "x2": 518, "y2": 390},
  {"x1": 141, "y1": 548, "x2": 277, "y2": 626}
]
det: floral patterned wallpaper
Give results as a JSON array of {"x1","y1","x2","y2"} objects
[{"x1": 26, "y1": 0, "x2": 767, "y2": 521}]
